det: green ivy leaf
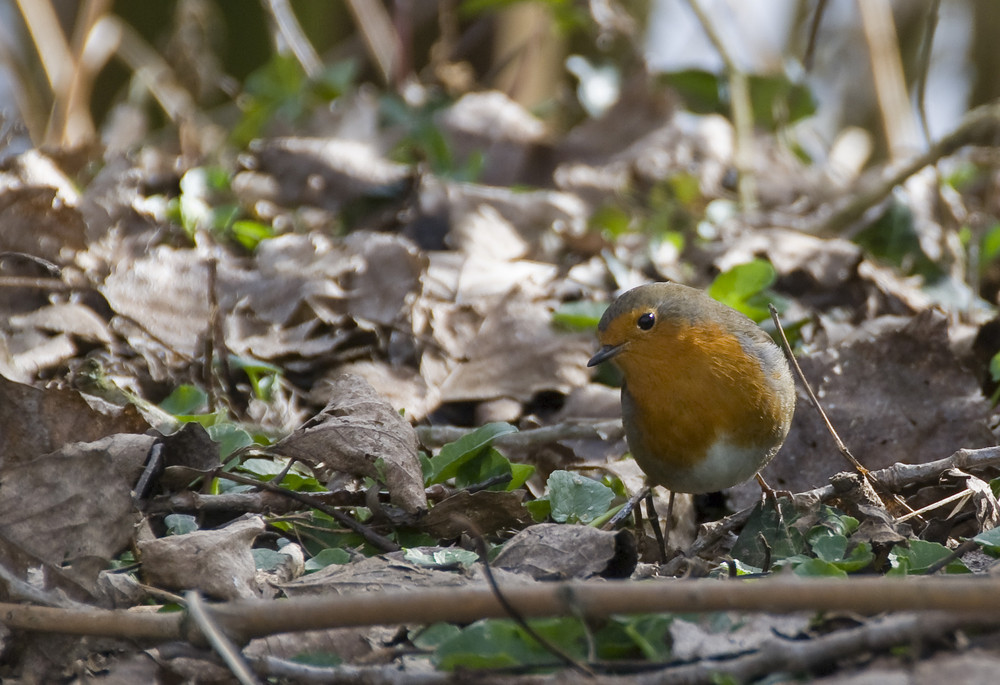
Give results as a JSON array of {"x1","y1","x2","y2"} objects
[
  {"x1": 252, "y1": 548, "x2": 292, "y2": 571},
  {"x1": 428, "y1": 423, "x2": 517, "y2": 484},
  {"x1": 811, "y1": 533, "x2": 848, "y2": 562},
  {"x1": 404, "y1": 547, "x2": 480, "y2": 569},
  {"x1": 164, "y1": 514, "x2": 198, "y2": 536},
  {"x1": 160, "y1": 384, "x2": 208, "y2": 415},
  {"x1": 412, "y1": 623, "x2": 462, "y2": 650},
  {"x1": 888, "y1": 540, "x2": 970, "y2": 575},
  {"x1": 434, "y1": 618, "x2": 587, "y2": 671},
  {"x1": 304, "y1": 548, "x2": 351, "y2": 572},
  {"x1": 972, "y1": 526, "x2": 1000, "y2": 556},
  {"x1": 792, "y1": 558, "x2": 848, "y2": 578},
  {"x1": 547, "y1": 470, "x2": 615, "y2": 524},
  {"x1": 207, "y1": 423, "x2": 254, "y2": 460},
  {"x1": 731, "y1": 496, "x2": 805, "y2": 568},
  {"x1": 708, "y1": 259, "x2": 784, "y2": 322}
]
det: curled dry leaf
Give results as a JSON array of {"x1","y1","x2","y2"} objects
[
  {"x1": 270, "y1": 374, "x2": 427, "y2": 514},
  {"x1": 343, "y1": 230, "x2": 425, "y2": 326},
  {"x1": 0, "y1": 375, "x2": 149, "y2": 469},
  {"x1": 492, "y1": 522, "x2": 637, "y2": 580},
  {"x1": 418, "y1": 490, "x2": 533, "y2": 539},
  {"x1": 281, "y1": 554, "x2": 468, "y2": 597},
  {"x1": 0, "y1": 433, "x2": 153, "y2": 592},
  {"x1": 138, "y1": 515, "x2": 265, "y2": 600},
  {"x1": 0, "y1": 150, "x2": 86, "y2": 262},
  {"x1": 436, "y1": 91, "x2": 547, "y2": 187},
  {"x1": 101, "y1": 246, "x2": 210, "y2": 357},
  {"x1": 438, "y1": 291, "x2": 592, "y2": 404}
]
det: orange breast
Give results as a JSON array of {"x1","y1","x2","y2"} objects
[{"x1": 614, "y1": 321, "x2": 787, "y2": 473}]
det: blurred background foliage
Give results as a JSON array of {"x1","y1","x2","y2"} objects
[
  {"x1": 4, "y1": 1, "x2": 1000, "y2": 304},
  {"x1": 4, "y1": 1, "x2": 1000, "y2": 157}
]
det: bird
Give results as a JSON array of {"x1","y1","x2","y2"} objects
[{"x1": 587, "y1": 282, "x2": 796, "y2": 548}]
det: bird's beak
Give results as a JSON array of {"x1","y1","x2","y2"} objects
[{"x1": 587, "y1": 343, "x2": 624, "y2": 367}]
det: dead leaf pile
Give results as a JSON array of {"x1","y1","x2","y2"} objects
[{"x1": 2, "y1": 53, "x2": 1000, "y2": 685}]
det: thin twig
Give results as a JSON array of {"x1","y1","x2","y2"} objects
[
  {"x1": 214, "y1": 469, "x2": 400, "y2": 553},
  {"x1": 806, "y1": 100, "x2": 1000, "y2": 235},
  {"x1": 416, "y1": 420, "x2": 624, "y2": 450},
  {"x1": 858, "y1": 0, "x2": 920, "y2": 160},
  {"x1": 261, "y1": 0, "x2": 322, "y2": 79},
  {"x1": 914, "y1": 0, "x2": 941, "y2": 146},
  {"x1": 895, "y1": 488, "x2": 971, "y2": 523},
  {"x1": 682, "y1": 0, "x2": 756, "y2": 210},
  {"x1": 186, "y1": 591, "x2": 261, "y2": 685},
  {"x1": 10, "y1": 576, "x2": 1000, "y2": 642},
  {"x1": 768, "y1": 305, "x2": 866, "y2": 474},
  {"x1": 768, "y1": 304, "x2": 915, "y2": 518},
  {"x1": 467, "y1": 520, "x2": 594, "y2": 677}
]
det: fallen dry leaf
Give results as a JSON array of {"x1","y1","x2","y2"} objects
[
  {"x1": 418, "y1": 489, "x2": 533, "y2": 539},
  {"x1": 269, "y1": 374, "x2": 427, "y2": 514},
  {"x1": 492, "y1": 522, "x2": 636, "y2": 580},
  {"x1": 732, "y1": 309, "x2": 995, "y2": 508},
  {"x1": 138, "y1": 515, "x2": 265, "y2": 600},
  {"x1": 438, "y1": 289, "x2": 592, "y2": 404},
  {"x1": 0, "y1": 375, "x2": 149, "y2": 469},
  {"x1": 0, "y1": 434, "x2": 152, "y2": 591}
]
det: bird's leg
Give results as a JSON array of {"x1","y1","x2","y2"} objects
[
  {"x1": 644, "y1": 489, "x2": 671, "y2": 564},
  {"x1": 755, "y1": 473, "x2": 789, "y2": 526},
  {"x1": 755, "y1": 473, "x2": 776, "y2": 502}
]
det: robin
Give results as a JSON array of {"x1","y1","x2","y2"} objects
[{"x1": 587, "y1": 282, "x2": 795, "y2": 511}]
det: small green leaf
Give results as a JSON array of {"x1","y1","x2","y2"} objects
[
  {"x1": 252, "y1": 548, "x2": 292, "y2": 571},
  {"x1": 404, "y1": 547, "x2": 480, "y2": 569},
  {"x1": 888, "y1": 540, "x2": 970, "y2": 575},
  {"x1": 160, "y1": 385, "x2": 208, "y2": 415},
  {"x1": 412, "y1": 623, "x2": 462, "y2": 650},
  {"x1": 547, "y1": 470, "x2": 615, "y2": 524},
  {"x1": 590, "y1": 204, "x2": 633, "y2": 237},
  {"x1": 708, "y1": 259, "x2": 781, "y2": 322},
  {"x1": 207, "y1": 424, "x2": 254, "y2": 460},
  {"x1": 972, "y1": 525, "x2": 1000, "y2": 556},
  {"x1": 164, "y1": 514, "x2": 198, "y2": 536},
  {"x1": 304, "y1": 548, "x2": 351, "y2": 571},
  {"x1": 428, "y1": 423, "x2": 517, "y2": 484},
  {"x1": 990, "y1": 352, "x2": 1000, "y2": 385},
  {"x1": 792, "y1": 558, "x2": 848, "y2": 578},
  {"x1": 552, "y1": 301, "x2": 608, "y2": 331},
  {"x1": 526, "y1": 498, "x2": 551, "y2": 522},
  {"x1": 980, "y1": 223, "x2": 1000, "y2": 272},
  {"x1": 507, "y1": 463, "x2": 535, "y2": 491}
]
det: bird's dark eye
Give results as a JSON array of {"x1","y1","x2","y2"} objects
[{"x1": 637, "y1": 312, "x2": 655, "y2": 330}]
